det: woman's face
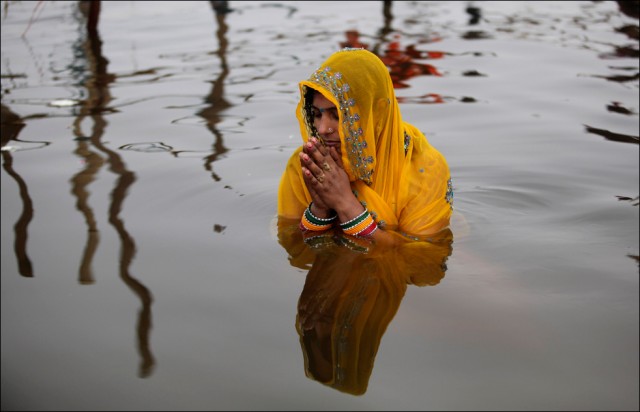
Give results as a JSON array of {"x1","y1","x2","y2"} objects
[{"x1": 311, "y1": 92, "x2": 340, "y2": 153}]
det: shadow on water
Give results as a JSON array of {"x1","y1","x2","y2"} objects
[
  {"x1": 65, "y1": 0, "x2": 155, "y2": 378},
  {"x1": 277, "y1": 219, "x2": 453, "y2": 395}
]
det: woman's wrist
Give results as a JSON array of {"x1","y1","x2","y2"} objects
[
  {"x1": 310, "y1": 202, "x2": 334, "y2": 220},
  {"x1": 335, "y1": 197, "x2": 366, "y2": 224},
  {"x1": 300, "y1": 202, "x2": 336, "y2": 232},
  {"x1": 336, "y1": 200, "x2": 378, "y2": 238}
]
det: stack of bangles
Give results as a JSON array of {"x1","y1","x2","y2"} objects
[
  {"x1": 339, "y1": 208, "x2": 378, "y2": 237},
  {"x1": 300, "y1": 204, "x2": 336, "y2": 231},
  {"x1": 299, "y1": 204, "x2": 377, "y2": 238}
]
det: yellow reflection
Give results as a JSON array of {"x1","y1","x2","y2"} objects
[{"x1": 278, "y1": 220, "x2": 453, "y2": 395}]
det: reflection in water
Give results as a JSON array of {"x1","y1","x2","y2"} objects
[
  {"x1": 161, "y1": 4, "x2": 233, "y2": 180},
  {"x1": 278, "y1": 221, "x2": 453, "y2": 395},
  {"x1": 378, "y1": 36, "x2": 443, "y2": 89},
  {"x1": 100, "y1": 138, "x2": 155, "y2": 378},
  {"x1": 343, "y1": 28, "x2": 445, "y2": 90},
  {"x1": 195, "y1": 2, "x2": 232, "y2": 182},
  {"x1": 68, "y1": 1, "x2": 155, "y2": 378},
  {"x1": 584, "y1": 125, "x2": 639, "y2": 145},
  {"x1": 466, "y1": 3, "x2": 482, "y2": 25},
  {"x1": 1, "y1": 104, "x2": 34, "y2": 278},
  {"x1": 340, "y1": 30, "x2": 369, "y2": 50},
  {"x1": 607, "y1": 101, "x2": 635, "y2": 115},
  {"x1": 345, "y1": 3, "x2": 446, "y2": 90}
]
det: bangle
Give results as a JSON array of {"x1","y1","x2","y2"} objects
[
  {"x1": 339, "y1": 209, "x2": 369, "y2": 230},
  {"x1": 340, "y1": 209, "x2": 378, "y2": 237},
  {"x1": 300, "y1": 203, "x2": 336, "y2": 232},
  {"x1": 355, "y1": 220, "x2": 378, "y2": 237},
  {"x1": 307, "y1": 203, "x2": 337, "y2": 223}
]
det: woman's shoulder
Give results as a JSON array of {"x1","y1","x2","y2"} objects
[{"x1": 405, "y1": 125, "x2": 448, "y2": 167}]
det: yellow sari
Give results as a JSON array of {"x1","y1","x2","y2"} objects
[{"x1": 278, "y1": 48, "x2": 453, "y2": 237}]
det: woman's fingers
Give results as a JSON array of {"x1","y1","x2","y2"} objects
[
  {"x1": 329, "y1": 146, "x2": 344, "y2": 169},
  {"x1": 300, "y1": 152, "x2": 326, "y2": 182},
  {"x1": 305, "y1": 138, "x2": 341, "y2": 173}
]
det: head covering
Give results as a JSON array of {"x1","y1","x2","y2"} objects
[{"x1": 278, "y1": 48, "x2": 453, "y2": 237}]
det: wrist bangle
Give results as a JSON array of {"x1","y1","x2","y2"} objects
[
  {"x1": 300, "y1": 203, "x2": 336, "y2": 232},
  {"x1": 307, "y1": 203, "x2": 337, "y2": 223},
  {"x1": 340, "y1": 209, "x2": 378, "y2": 237},
  {"x1": 339, "y1": 209, "x2": 369, "y2": 230}
]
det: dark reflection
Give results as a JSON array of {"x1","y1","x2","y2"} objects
[
  {"x1": 591, "y1": 71, "x2": 640, "y2": 82},
  {"x1": 607, "y1": 101, "x2": 635, "y2": 115},
  {"x1": 370, "y1": 0, "x2": 393, "y2": 56},
  {"x1": 99, "y1": 139, "x2": 155, "y2": 378},
  {"x1": 69, "y1": 9, "x2": 107, "y2": 284},
  {"x1": 616, "y1": 195, "x2": 639, "y2": 206},
  {"x1": 596, "y1": 1, "x2": 639, "y2": 79},
  {"x1": 1, "y1": 104, "x2": 34, "y2": 278},
  {"x1": 194, "y1": 2, "x2": 232, "y2": 182},
  {"x1": 462, "y1": 2, "x2": 490, "y2": 39},
  {"x1": 584, "y1": 124, "x2": 639, "y2": 145},
  {"x1": 277, "y1": 220, "x2": 453, "y2": 395},
  {"x1": 69, "y1": 1, "x2": 155, "y2": 378},
  {"x1": 381, "y1": 0, "x2": 393, "y2": 36},
  {"x1": 615, "y1": 0, "x2": 640, "y2": 19},
  {"x1": 466, "y1": 3, "x2": 482, "y2": 25}
]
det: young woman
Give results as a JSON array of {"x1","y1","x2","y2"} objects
[{"x1": 278, "y1": 48, "x2": 453, "y2": 243}]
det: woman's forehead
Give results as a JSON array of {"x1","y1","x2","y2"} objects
[{"x1": 312, "y1": 92, "x2": 336, "y2": 109}]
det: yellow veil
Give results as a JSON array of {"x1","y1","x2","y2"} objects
[{"x1": 278, "y1": 48, "x2": 453, "y2": 237}]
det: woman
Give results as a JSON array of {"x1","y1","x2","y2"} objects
[{"x1": 278, "y1": 48, "x2": 453, "y2": 242}]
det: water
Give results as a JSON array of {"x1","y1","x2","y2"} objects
[{"x1": 1, "y1": 1, "x2": 638, "y2": 410}]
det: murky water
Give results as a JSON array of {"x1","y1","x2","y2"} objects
[{"x1": 1, "y1": 1, "x2": 638, "y2": 410}]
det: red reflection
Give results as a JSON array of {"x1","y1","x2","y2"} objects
[
  {"x1": 379, "y1": 37, "x2": 443, "y2": 88},
  {"x1": 340, "y1": 30, "x2": 369, "y2": 49}
]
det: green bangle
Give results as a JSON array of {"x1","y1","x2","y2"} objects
[
  {"x1": 305, "y1": 203, "x2": 336, "y2": 225},
  {"x1": 339, "y1": 209, "x2": 369, "y2": 230}
]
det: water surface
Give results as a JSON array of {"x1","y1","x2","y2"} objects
[{"x1": 1, "y1": 1, "x2": 638, "y2": 410}]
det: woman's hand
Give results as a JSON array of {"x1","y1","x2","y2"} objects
[
  {"x1": 299, "y1": 137, "x2": 397, "y2": 244},
  {"x1": 299, "y1": 138, "x2": 362, "y2": 220}
]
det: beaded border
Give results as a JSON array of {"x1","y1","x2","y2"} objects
[{"x1": 301, "y1": 58, "x2": 374, "y2": 185}]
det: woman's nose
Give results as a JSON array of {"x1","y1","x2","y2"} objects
[{"x1": 317, "y1": 116, "x2": 334, "y2": 135}]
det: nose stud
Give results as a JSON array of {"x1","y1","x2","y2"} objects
[{"x1": 328, "y1": 128, "x2": 334, "y2": 133}]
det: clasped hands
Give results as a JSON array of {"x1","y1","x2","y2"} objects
[{"x1": 299, "y1": 137, "x2": 355, "y2": 220}]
